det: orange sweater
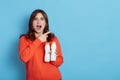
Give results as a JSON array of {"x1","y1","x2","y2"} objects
[{"x1": 19, "y1": 36, "x2": 63, "y2": 80}]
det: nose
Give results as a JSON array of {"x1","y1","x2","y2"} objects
[{"x1": 37, "y1": 19, "x2": 41, "y2": 24}]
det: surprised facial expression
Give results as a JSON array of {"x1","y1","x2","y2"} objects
[{"x1": 32, "y1": 13, "x2": 46, "y2": 34}]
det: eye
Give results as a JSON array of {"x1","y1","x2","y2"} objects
[
  {"x1": 33, "y1": 17, "x2": 38, "y2": 20},
  {"x1": 40, "y1": 17, "x2": 45, "y2": 21}
]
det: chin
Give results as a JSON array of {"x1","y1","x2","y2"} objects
[{"x1": 36, "y1": 31, "x2": 43, "y2": 34}]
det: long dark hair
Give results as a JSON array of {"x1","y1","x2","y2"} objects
[{"x1": 21, "y1": 9, "x2": 54, "y2": 41}]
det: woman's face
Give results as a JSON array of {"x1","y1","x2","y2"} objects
[{"x1": 32, "y1": 13, "x2": 46, "y2": 34}]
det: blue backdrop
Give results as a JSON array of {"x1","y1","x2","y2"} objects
[{"x1": 0, "y1": 0, "x2": 120, "y2": 80}]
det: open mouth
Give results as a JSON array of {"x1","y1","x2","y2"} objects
[
  {"x1": 37, "y1": 25, "x2": 42, "y2": 28},
  {"x1": 36, "y1": 25, "x2": 42, "y2": 30}
]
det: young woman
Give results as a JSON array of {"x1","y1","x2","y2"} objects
[{"x1": 19, "y1": 9, "x2": 63, "y2": 80}]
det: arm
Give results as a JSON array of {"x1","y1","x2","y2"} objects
[
  {"x1": 19, "y1": 36, "x2": 42, "y2": 63},
  {"x1": 50, "y1": 37, "x2": 64, "y2": 67}
]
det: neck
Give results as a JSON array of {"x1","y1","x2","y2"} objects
[{"x1": 35, "y1": 32, "x2": 43, "y2": 38}]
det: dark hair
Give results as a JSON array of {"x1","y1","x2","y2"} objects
[{"x1": 20, "y1": 9, "x2": 54, "y2": 41}]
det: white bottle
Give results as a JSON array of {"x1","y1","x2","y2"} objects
[
  {"x1": 44, "y1": 43, "x2": 50, "y2": 62},
  {"x1": 51, "y1": 42, "x2": 57, "y2": 61}
]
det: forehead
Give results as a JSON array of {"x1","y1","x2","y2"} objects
[{"x1": 35, "y1": 13, "x2": 44, "y2": 18}]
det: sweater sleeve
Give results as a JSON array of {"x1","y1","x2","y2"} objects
[
  {"x1": 19, "y1": 36, "x2": 42, "y2": 63},
  {"x1": 50, "y1": 37, "x2": 64, "y2": 67}
]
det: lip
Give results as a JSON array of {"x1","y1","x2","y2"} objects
[{"x1": 36, "y1": 25, "x2": 42, "y2": 28}]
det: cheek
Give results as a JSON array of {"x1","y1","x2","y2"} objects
[
  {"x1": 43, "y1": 23, "x2": 47, "y2": 29},
  {"x1": 43, "y1": 23, "x2": 46, "y2": 27},
  {"x1": 42, "y1": 21, "x2": 46, "y2": 25},
  {"x1": 32, "y1": 22, "x2": 36, "y2": 27}
]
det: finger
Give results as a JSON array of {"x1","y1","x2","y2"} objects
[{"x1": 44, "y1": 31, "x2": 51, "y2": 35}]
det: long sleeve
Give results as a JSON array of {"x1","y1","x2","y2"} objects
[
  {"x1": 19, "y1": 36, "x2": 42, "y2": 63},
  {"x1": 50, "y1": 37, "x2": 64, "y2": 67}
]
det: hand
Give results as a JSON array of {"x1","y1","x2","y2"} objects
[{"x1": 38, "y1": 31, "x2": 51, "y2": 42}]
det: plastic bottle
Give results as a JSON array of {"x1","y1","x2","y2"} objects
[
  {"x1": 44, "y1": 43, "x2": 50, "y2": 62},
  {"x1": 51, "y1": 42, "x2": 57, "y2": 61}
]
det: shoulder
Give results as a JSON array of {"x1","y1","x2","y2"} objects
[
  {"x1": 52, "y1": 36, "x2": 61, "y2": 43},
  {"x1": 53, "y1": 36, "x2": 59, "y2": 41},
  {"x1": 19, "y1": 35, "x2": 32, "y2": 45},
  {"x1": 20, "y1": 35, "x2": 27, "y2": 40},
  {"x1": 19, "y1": 35, "x2": 29, "y2": 42}
]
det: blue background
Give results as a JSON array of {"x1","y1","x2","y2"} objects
[{"x1": 0, "y1": 0, "x2": 120, "y2": 80}]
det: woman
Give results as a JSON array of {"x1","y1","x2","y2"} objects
[{"x1": 19, "y1": 9, "x2": 63, "y2": 80}]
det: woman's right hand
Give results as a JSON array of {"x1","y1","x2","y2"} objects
[{"x1": 38, "y1": 31, "x2": 51, "y2": 42}]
